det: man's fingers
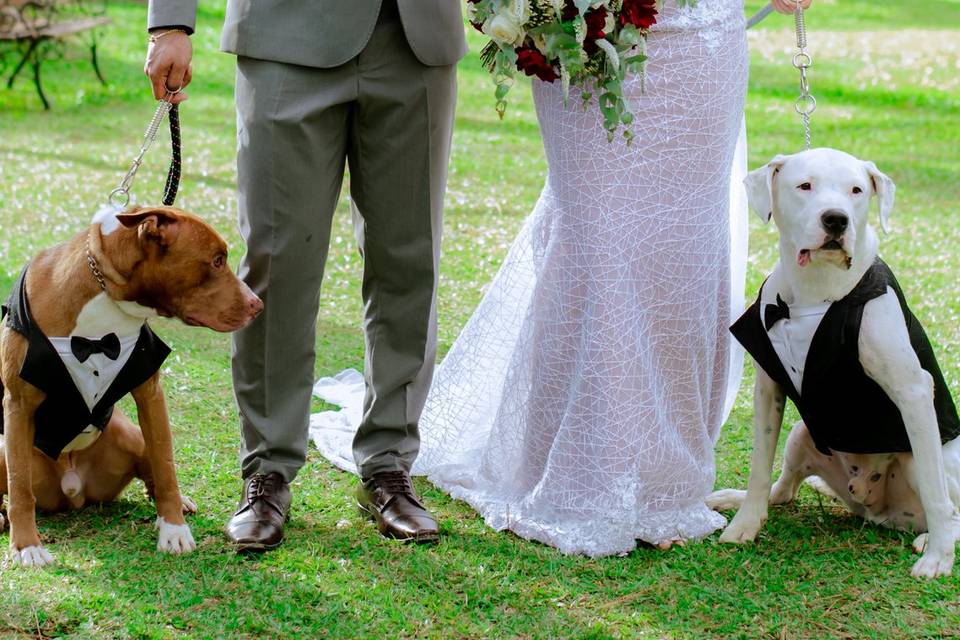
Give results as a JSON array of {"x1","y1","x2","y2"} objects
[
  {"x1": 772, "y1": 0, "x2": 813, "y2": 14},
  {"x1": 151, "y1": 72, "x2": 169, "y2": 101},
  {"x1": 143, "y1": 33, "x2": 193, "y2": 103},
  {"x1": 166, "y1": 62, "x2": 190, "y2": 94}
]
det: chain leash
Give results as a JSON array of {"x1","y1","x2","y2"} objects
[
  {"x1": 108, "y1": 90, "x2": 182, "y2": 208},
  {"x1": 792, "y1": 0, "x2": 815, "y2": 150}
]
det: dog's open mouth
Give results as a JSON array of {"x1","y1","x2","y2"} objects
[{"x1": 798, "y1": 239, "x2": 851, "y2": 269}]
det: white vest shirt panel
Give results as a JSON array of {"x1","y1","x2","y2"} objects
[
  {"x1": 48, "y1": 333, "x2": 140, "y2": 413},
  {"x1": 760, "y1": 285, "x2": 831, "y2": 394}
]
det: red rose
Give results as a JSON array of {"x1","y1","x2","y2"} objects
[
  {"x1": 515, "y1": 47, "x2": 559, "y2": 83},
  {"x1": 561, "y1": 0, "x2": 578, "y2": 22},
  {"x1": 584, "y1": 7, "x2": 608, "y2": 40},
  {"x1": 619, "y1": 0, "x2": 658, "y2": 29}
]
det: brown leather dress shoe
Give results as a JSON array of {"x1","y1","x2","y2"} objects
[
  {"x1": 356, "y1": 471, "x2": 439, "y2": 543},
  {"x1": 225, "y1": 472, "x2": 291, "y2": 552}
]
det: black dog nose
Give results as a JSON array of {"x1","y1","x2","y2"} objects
[{"x1": 821, "y1": 210, "x2": 849, "y2": 235}]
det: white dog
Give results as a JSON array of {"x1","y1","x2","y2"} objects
[{"x1": 707, "y1": 148, "x2": 960, "y2": 578}]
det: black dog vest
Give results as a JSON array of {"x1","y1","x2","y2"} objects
[
  {"x1": 732, "y1": 258, "x2": 960, "y2": 455},
  {"x1": 1, "y1": 266, "x2": 170, "y2": 459}
]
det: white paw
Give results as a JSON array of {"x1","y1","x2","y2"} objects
[
  {"x1": 912, "y1": 533, "x2": 929, "y2": 555},
  {"x1": 9, "y1": 545, "x2": 55, "y2": 567},
  {"x1": 911, "y1": 549, "x2": 954, "y2": 579},
  {"x1": 718, "y1": 512, "x2": 765, "y2": 544},
  {"x1": 706, "y1": 489, "x2": 747, "y2": 511},
  {"x1": 181, "y1": 495, "x2": 198, "y2": 514},
  {"x1": 155, "y1": 517, "x2": 196, "y2": 555},
  {"x1": 0, "y1": 512, "x2": 6, "y2": 531}
]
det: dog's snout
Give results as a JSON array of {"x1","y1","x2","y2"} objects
[
  {"x1": 820, "y1": 210, "x2": 849, "y2": 235},
  {"x1": 247, "y1": 294, "x2": 264, "y2": 318}
]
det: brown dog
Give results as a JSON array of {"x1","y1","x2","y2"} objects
[{"x1": 0, "y1": 205, "x2": 262, "y2": 566}]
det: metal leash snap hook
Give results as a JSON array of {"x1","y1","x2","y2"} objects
[
  {"x1": 792, "y1": 0, "x2": 814, "y2": 150},
  {"x1": 795, "y1": 94, "x2": 817, "y2": 116},
  {"x1": 108, "y1": 188, "x2": 130, "y2": 208}
]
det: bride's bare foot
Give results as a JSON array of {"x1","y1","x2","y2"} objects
[{"x1": 656, "y1": 537, "x2": 686, "y2": 550}]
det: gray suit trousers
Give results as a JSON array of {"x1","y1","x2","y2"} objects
[{"x1": 232, "y1": 18, "x2": 456, "y2": 481}]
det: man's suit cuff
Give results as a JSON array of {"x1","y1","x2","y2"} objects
[
  {"x1": 147, "y1": 0, "x2": 198, "y2": 34},
  {"x1": 149, "y1": 24, "x2": 194, "y2": 35}
]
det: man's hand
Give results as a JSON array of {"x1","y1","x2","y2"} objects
[
  {"x1": 144, "y1": 30, "x2": 193, "y2": 104},
  {"x1": 771, "y1": 0, "x2": 812, "y2": 14}
]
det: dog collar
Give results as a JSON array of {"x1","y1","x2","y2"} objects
[{"x1": 86, "y1": 246, "x2": 107, "y2": 292}]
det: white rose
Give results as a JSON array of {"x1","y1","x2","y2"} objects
[{"x1": 485, "y1": 13, "x2": 525, "y2": 46}]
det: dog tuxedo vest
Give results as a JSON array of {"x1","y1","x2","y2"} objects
[
  {"x1": 1, "y1": 266, "x2": 170, "y2": 459},
  {"x1": 732, "y1": 258, "x2": 960, "y2": 455}
]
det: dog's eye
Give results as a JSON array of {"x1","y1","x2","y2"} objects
[
  {"x1": 213, "y1": 255, "x2": 226, "y2": 269},
  {"x1": 797, "y1": 182, "x2": 812, "y2": 191},
  {"x1": 852, "y1": 186, "x2": 863, "y2": 194}
]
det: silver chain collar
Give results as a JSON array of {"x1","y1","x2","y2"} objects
[{"x1": 86, "y1": 243, "x2": 107, "y2": 292}]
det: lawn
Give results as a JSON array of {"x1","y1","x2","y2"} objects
[{"x1": 1, "y1": 1, "x2": 959, "y2": 638}]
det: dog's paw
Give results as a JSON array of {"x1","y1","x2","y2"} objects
[
  {"x1": 706, "y1": 489, "x2": 746, "y2": 511},
  {"x1": 718, "y1": 512, "x2": 764, "y2": 544},
  {"x1": 0, "y1": 512, "x2": 6, "y2": 531},
  {"x1": 155, "y1": 517, "x2": 196, "y2": 555},
  {"x1": 181, "y1": 495, "x2": 198, "y2": 514},
  {"x1": 911, "y1": 549, "x2": 954, "y2": 579},
  {"x1": 9, "y1": 545, "x2": 54, "y2": 568}
]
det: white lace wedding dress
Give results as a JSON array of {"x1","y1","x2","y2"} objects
[{"x1": 311, "y1": 0, "x2": 750, "y2": 556}]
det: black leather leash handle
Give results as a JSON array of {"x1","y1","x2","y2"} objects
[{"x1": 162, "y1": 103, "x2": 181, "y2": 206}]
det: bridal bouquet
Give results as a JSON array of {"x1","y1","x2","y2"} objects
[{"x1": 470, "y1": 0, "x2": 663, "y2": 142}]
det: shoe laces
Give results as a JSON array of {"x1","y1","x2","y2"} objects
[
  {"x1": 376, "y1": 470, "x2": 416, "y2": 496},
  {"x1": 247, "y1": 473, "x2": 280, "y2": 502}
]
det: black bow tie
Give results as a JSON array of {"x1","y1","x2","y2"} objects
[
  {"x1": 71, "y1": 333, "x2": 121, "y2": 363},
  {"x1": 764, "y1": 294, "x2": 791, "y2": 331}
]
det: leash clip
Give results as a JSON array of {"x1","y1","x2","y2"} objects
[
  {"x1": 107, "y1": 88, "x2": 183, "y2": 209},
  {"x1": 793, "y1": 0, "x2": 815, "y2": 150}
]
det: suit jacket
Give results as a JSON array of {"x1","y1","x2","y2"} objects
[
  {"x1": 148, "y1": 0, "x2": 468, "y2": 68},
  {"x1": 1, "y1": 267, "x2": 171, "y2": 459},
  {"x1": 731, "y1": 258, "x2": 960, "y2": 455}
]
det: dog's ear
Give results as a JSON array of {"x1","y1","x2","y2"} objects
[
  {"x1": 743, "y1": 155, "x2": 788, "y2": 224},
  {"x1": 116, "y1": 207, "x2": 181, "y2": 247},
  {"x1": 863, "y1": 161, "x2": 896, "y2": 234}
]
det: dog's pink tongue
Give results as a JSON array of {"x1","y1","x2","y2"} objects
[{"x1": 798, "y1": 250, "x2": 811, "y2": 267}]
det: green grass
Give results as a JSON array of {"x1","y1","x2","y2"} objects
[{"x1": 1, "y1": 1, "x2": 959, "y2": 638}]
